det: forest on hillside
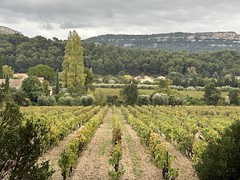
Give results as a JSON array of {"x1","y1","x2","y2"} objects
[
  {"x1": 86, "y1": 33, "x2": 240, "y2": 52},
  {"x1": 1, "y1": 34, "x2": 240, "y2": 81}
]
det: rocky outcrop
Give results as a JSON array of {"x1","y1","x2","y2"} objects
[{"x1": 0, "y1": 26, "x2": 22, "y2": 35}]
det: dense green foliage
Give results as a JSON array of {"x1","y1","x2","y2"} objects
[
  {"x1": 137, "y1": 95, "x2": 151, "y2": 105},
  {"x1": 228, "y1": 89, "x2": 240, "y2": 105},
  {"x1": 195, "y1": 120, "x2": 240, "y2": 180},
  {"x1": 84, "y1": 67, "x2": 94, "y2": 91},
  {"x1": 0, "y1": 34, "x2": 64, "y2": 72},
  {"x1": 203, "y1": 83, "x2": 221, "y2": 105},
  {"x1": 37, "y1": 95, "x2": 56, "y2": 106},
  {"x1": 9, "y1": 88, "x2": 31, "y2": 106},
  {"x1": 79, "y1": 95, "x2": 95, "y2": 106},
  {"x1": 2, "y1": 34, "x2": 240, "y2": 86},
  {"x1": 55, "y1": 69, "x2": 60, "y2": 95},
  {"x1": 3, "y1": 74, "x2": 10, "y2": 94},
  {"x1": 22, "y1": 76, "x2": 45, "y2": 102},
  {"x1": 27, "y1": 64, "x2": 55, "y2": 83},
  {"x1": 121, "y1": 83, "x2": 138, "y2": 105},
  {"x1": 0, "y1": 102, "x2": 53, "y2": 179},
  {"x1": 83, "y1": 43, "x2": 240, "y2": 83},
  {"x1": 58, "y1": 95, "x2": 75, "y2": 106},
  {"x1": 2, "y1": 65, "x2": 14, "y2": 78},
  {"x1": 152, "y1": 93, "x2": 169, "y2": 105}
]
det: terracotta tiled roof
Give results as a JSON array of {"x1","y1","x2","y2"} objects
[
  {"x1": 0, "y1": 79, "x2": 23, "y2": 89},
  {"x1": 10, "y1": 79, "x2": 23, "y2": 89}
]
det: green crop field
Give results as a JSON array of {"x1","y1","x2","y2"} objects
[{"x1": 17, "y1": 105, "x2": 240, "y2": 179}]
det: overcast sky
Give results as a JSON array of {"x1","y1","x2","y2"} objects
[{"x1": 0, "y1": 0, "x2": 239, "y2": 40}]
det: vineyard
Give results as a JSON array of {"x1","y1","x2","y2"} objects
[{"x1": 18, "y1": 105, "x2": 240, "y2": 179}]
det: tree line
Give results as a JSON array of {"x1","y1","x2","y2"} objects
[{"x1": 1, "y1": 34, "x2": 240, "y2": 85}]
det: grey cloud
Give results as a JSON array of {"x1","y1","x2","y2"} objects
[
  {"x1": 41, "y1": 23, "x2": 54, "y2": 30},
  {"x1": 60, "y1": 22, "x2": 94, "y2": 29},
  {"x1": 0, "y1": 0, "x2": 239, "y2": 39}
]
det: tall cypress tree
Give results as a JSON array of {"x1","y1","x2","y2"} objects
[
  {"x1": 4, "y1": 74, "x2": 10, "y2": 94},
  {"x1": 62, "y1": 31, "x2": 85, "y2": 94},
  {"x1": 55, "y1": 69, "x2": 60, "y2": 95},
  {"x1": 0, "y1": 54, "x2": 3, "y2": 79}
]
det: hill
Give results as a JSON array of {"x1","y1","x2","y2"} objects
[
  {"x1": 86, "y1": 32, "x2": 240, "y2": 52},
  {"x1": 0, "y1": 26, "x2": 22, "y2": 35},
  {"x1": 1, "y1": 30, "x2": 240, "y2": 87}
]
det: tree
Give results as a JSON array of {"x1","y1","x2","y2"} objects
[
  {"x1": 2, "y1": 65, "x2": 14, "y2": 78},
  {"x1": 0, "y1": 54, "x2": 3, "y2": 79},
  {"x1": 55, "y1": 69, "x2": 60, "y2": 95},
  {"x1": 22, "y1": 76, "x2": 45, "y2": 102},
  {"x1": 0, "y1": 102, "x2": 53, "y2": 179},
  {"x1": 80, "y1": 95, "x2": 95, "y2": 106},
  {"x1": 27, "y1": 64, "x2": 55, "y2": 83},
  {"x1": 156, "y1": 78, "x2": 173, "y2": 94},
  {"x1": 195, "y1": 120, "x2": 240, "y2": 179},
  {"x1": 121, "y1": 82, "x2": 138, "y2": 105},
  {"x1": 137, "y1": 95, "x2": 150, "y2": 105},
  {"x1": 84, "y1": 68, "x2": 94, "y2": 91},
  {"x1": 203, "y1": 83, "x2": 221, "y2": 105},
  {"x1": 152, "y1": 93, "x2": 169, "y2": 105},
  {"x1": 228, "y1": 89, "x2": 240, "y2": 105},
  {"x1": 3, "y1": 74, "x2": 9, "y2": 94},
  {"x1": 62, "y1": 31, "x2": 85, "y2": 94},
  {"x1": 10, "y1": 89, "x2": 31, "y2": 106}
]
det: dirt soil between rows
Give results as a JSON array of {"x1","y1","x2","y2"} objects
[
  {"x1": 158, "y1": 135, "x2": 199, "y2": 180},
  {"x1": 71, "y1": 108, "x2": 113, "y2": 180},
  {"x1": 40, "y1": 107, "x2": 199, "y2": 180},
  {"x1": 118, "y1": 109, "x2": 163, "y2": 180},
  {"x1": 39, "y1": 126, "x2": 84, "y2": 179}
]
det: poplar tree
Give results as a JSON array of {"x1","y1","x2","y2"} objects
[{"x1": 62, "y1": 31, "x2": 85, "y2": 94}]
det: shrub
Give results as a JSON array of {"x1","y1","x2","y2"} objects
[
  {"x1": 37, "y1": 95, "x2": 56, "y2": 106},
  {"x1": 58, "y1": 96, "x2": 75, "y2": 106},
  {"x1": 137, "y1": 95, "x2": 150, "y2": 105},
  {"x1": 152, "y1": 93, "x2": 169, "y2": 105},
  {"x1": 106, "y1": 95, "x2": 119, "y2": 105},
  {"x1": 195, "y1": 120, "x2": 240, "y2": 179},
  {"x1": 169, "y1": 95, "x2": 183, "y2": 106},
  {"x1": 80, "y1": 95, "x2": 95, "y2": 106}
]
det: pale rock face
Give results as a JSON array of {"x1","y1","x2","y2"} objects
[{"x1": 0, "y1": 26, "x2": 22, "y2": 35}]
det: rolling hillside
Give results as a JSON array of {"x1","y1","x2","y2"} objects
[{"x1": 86, "y1": 32, "x2": 240, "y2": 52}]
